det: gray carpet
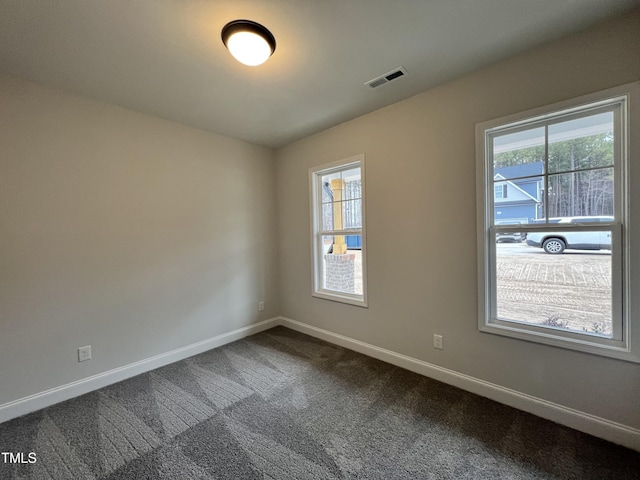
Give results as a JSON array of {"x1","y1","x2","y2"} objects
[{"x1": 1, "y1": 326, "x2": 639, "y2": 479}]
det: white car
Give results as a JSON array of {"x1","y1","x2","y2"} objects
[{"x1": 526, "y1": 216, "x2": 613, "y2": 254}]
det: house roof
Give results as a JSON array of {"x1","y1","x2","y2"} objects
[
  {"x1": 494, "y1": 162, "x2": 544, "y2": 180},
  {"x1": 494, "y1": 172, "x2": 540, "y2": 204}
]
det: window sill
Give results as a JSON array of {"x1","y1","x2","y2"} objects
[
  {"x1": 480, "y1": 321, "x2": 639, "y2": 363},
  {"x1": 312, "y1": 290, "x2": 368, "y2": 308}
]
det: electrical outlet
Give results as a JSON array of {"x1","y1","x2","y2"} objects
[
  {"x1": 258, "y1": 301, "x2": 265, "y2": 312},
  {"x1": 78, "y1": 345, "x2": 92, "y2": 362},
  {"x1": 433, "y1": 334, "x2": 444, "y2": 350}
]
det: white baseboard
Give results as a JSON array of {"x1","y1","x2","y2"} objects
[
  {"x1": 279, "y1": 316, "x2": 640, "y2": 452},
  {"x1": 0, "y1": 317, "x2": 279, "y2": 424}
]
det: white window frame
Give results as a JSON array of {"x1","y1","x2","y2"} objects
[
  {"x1": 309, "y1": 155, "x2": 368, "y2": 307},
  {"x1": 476, "y1": 83, "x2": 640, "y2": 362}
]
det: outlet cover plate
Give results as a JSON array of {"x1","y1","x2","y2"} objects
[{"x1": 78, "y1": 345, "x2": 92, "y2": 362}]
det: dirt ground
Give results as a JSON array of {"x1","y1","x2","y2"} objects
[{"x1": 495, "y1": 243, "x2": 612, "y2": 335}]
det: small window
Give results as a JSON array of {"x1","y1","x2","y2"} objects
[
  {"x1": 310, "y1": 155, "x2": 367, "y2": 307},
  {"x1": 476, "y1": 84, "x2": 638, "y2": 362},
  {"x1": 494, "y1": 184, "x2": 507, "y2": 199}
]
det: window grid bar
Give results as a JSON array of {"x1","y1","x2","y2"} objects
[
  {"x1": 492, "y1": 224, "x2": 617, "y2": 233},
  {"x1": 318, "y1": 230, "x2": 363, "y2": 236},
  {"x1": 549, "y1": 164, "x2": 614, "y2": 177},
  {"x1": 493, "y1": 172, "x2": 544, "y2": 183},
  {"x1": 321, "y1": 198, "x2": 363, "y2": 205},
  {"x1": 544, "y1": 124, "x2": 549, "y2": 222}
]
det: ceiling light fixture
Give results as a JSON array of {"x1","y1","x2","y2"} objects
[{"x1": 221, "y1": 20, "x2": 276, "y2": 66}]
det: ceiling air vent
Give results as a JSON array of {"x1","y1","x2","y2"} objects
[{"x1": 365, "y1": 67, "x2": 407, "y2": 88}]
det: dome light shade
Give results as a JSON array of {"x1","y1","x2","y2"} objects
[{"x1": 221, "y1": 20, "x2": 276, "y2": 66}]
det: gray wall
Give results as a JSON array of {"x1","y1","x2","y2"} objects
[
  {"x1": 275, "y1": 10, "x2": 640, "y2": 429},
  {"x1": 0, "y1": 74, "x2": 278, "y2": 405}
]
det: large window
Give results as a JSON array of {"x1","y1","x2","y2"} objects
[
  {"x1": 476, "y1": 85, "x2": 638, "y2": 362},
  {"x1": 310, "y1": 155, "x2": 367, "y2": 307}
]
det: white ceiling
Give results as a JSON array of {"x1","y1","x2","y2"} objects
[{"x1": 1, "y1": 0, "x2": 637, "y2": 148}]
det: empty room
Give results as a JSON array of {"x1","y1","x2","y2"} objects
[{"x1": 1, "y1": 1, "x2": 639, "y2": 478}]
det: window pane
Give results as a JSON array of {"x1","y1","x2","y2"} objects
[
  {"x1": 342, "y1": 167, "x2": 361, "y2": 183},
  {"x1": 321, "y1": 235, "x2": 334, "y2": 255},
  {"x1": 343, "y1": 199, "x2": 362, "y2": 229},
  {"x1": 322, "y1": 199, "x2": 362, "y2": 231},
  {"x1": 548, "y1": 112, "x2": 614, "y2": 173},
  {"x1": 321, "y1": 167, "x2": 361, "y2": 203},
  {"x1": 493, "y1": 175, "x2": 543, "y2": 225},
  {"x1": 493, "y1": 127, "x2": 545, "y2": 180},
  {"x1": 321, "y1": 172, "x2": 343, "y2": 202},
  {"x1": 321, "y1": 179, "x2": 334, "y2": 203},
  {"x1": 496, "y1": 232, "x2": 612, "y2": 337},
  {"x1": 320, "y1": 235, "x2": 363, "y2": 295},
  {"x1": 344, "y1": 178, "x2": 362, "y2": 201},
  {"x1": 548, "y1": 168, "x2": 614, "y2": 218},
  {"x1": 321, "y1": 203, "x2": 334, "y2": 230}
]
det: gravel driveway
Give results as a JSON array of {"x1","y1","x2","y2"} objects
[{"x1": 496, "y1": 243, "x2": 612, "y2": 335}]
